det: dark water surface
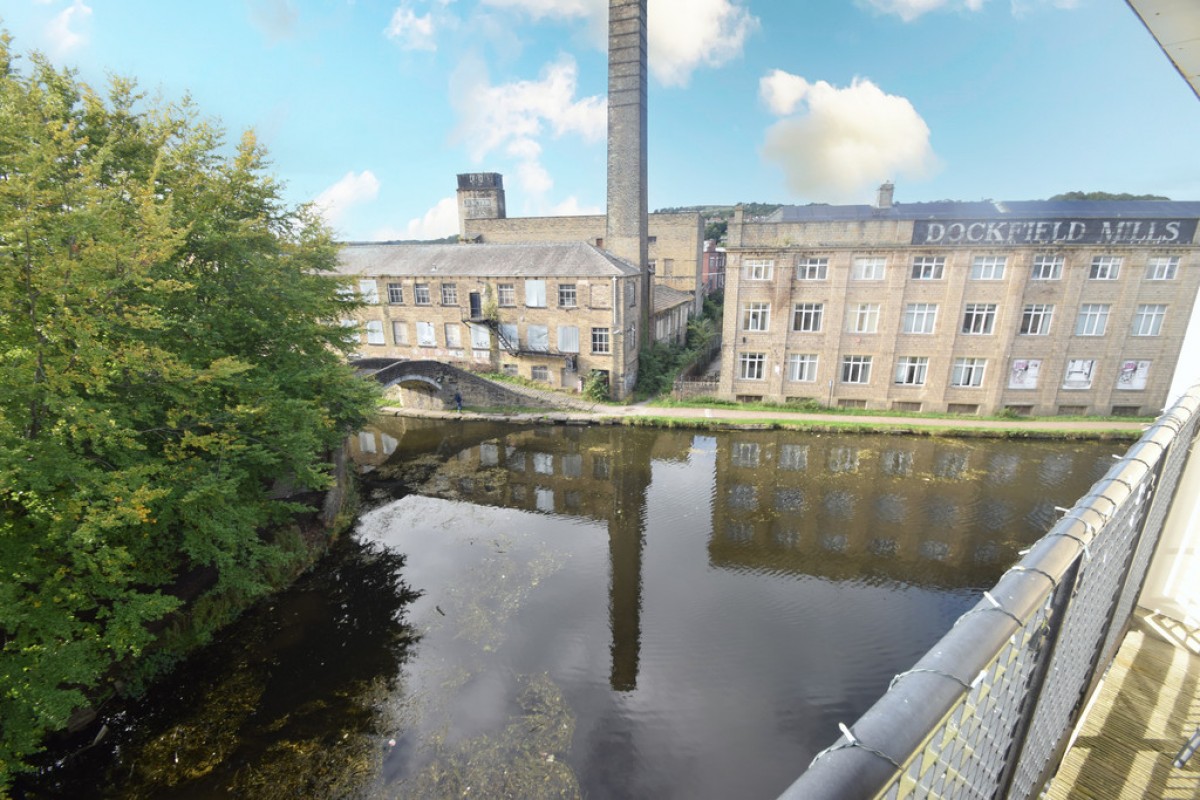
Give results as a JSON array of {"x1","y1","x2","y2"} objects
[{"x1": 25, "y1": 419, "x2": 1123, "y2": 800}]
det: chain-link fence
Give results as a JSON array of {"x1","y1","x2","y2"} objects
[{"x1": 778, "y1": 385, "x2": 1200, "y2": 800}]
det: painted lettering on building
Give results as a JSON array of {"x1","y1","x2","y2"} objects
[{"x1": 912, "y1": 219, "x2": 1197, "y2": 246}]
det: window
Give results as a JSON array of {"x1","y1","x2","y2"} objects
[
  {"x1": 441, "y1": 283, "x2": 458, "y2": 305},
  {"x1": 1117, "y1": 360, "x2": 1151, "y2": 391},
  {"x1": 961, "y1": 303, "x2": 998, "y2": 335},
  {"x1": 841, "y1": 355, "x2": 872, "y2": 384},
  {"x1": 444, "y1": 323, "x2": 462, "y2": 348},
  {"x1": 951, "y1": 357, "x2": 986, "y2": 388},
  {"x1": 849, "y1": 303, "x2": 880, "y2": 334},
  {"x1": 970, "y1": 256, "x2": 1006, "y2": 280},
  {"x1": 358, "y1": 280, "x2": 379, "y2": 304},
  {"x1": 894, "y1": 356, "x2": 928, "y2": 386},
  {"x1": 1090, "y1": 256, "x2": 1122, "y2": 280},
  {"x1": 558, "y1": 284, "x2": 577, "y2": 307},
  {"x1": 743, "y1": 259, "x2": 774, "y2": 280},
  {"x1": 1146, "y1": 256, "x2": 1178, "y2": 280},
  {"x1": 365, "y1": 320, "x2": 385, "y2": 345},
  {"x1": 591, "y1": 327, "x2": 611, "y2": 354},
  {"x1": 499, "y1": 323, "x2": 518, "y2": 348},
  {"x1": 557, "y1": 325, "x2": 579, "y2": 353},
  {"x1": 502, "y1": 363, "x2": 518, "y2": 376},
  {"x1": 1031, "y1": 254, "x2": 1063, "y2": 280},
  {"x1": 1008, "y1": 359, "x2": 1041, "y2": 389},
  {"x1": 1063, "y1": 359, "x2": 1096, "y2": 390},
  {"x1": 902, "y1": 303, "x2": 937, "y2": 334},
  {"x1": 531, "y1": 365, "x2": 550, "y2": 382},
  {"x1": 416, "y1": 321, "x2": 436, "y2": 346},
  {"x1": 387, "y1": 283, "x2": 404, "y2": 304},
  {"x1": 1075, "y1": 304, "x2": 1110, "y2": 336},
  {"x1": 911, "y1": 256, "x2": 945, "y2": 280},
  {"x1": 391, "y1": 321, "x2": 408, "y2": 345},
  {"x1": 787, "y1": 354, "x2": 818, "y2": 382},
  {"x1": 792, "y1": 303, "x2": 823, "y2": 332},
  {"x1": 742, "y1": 302, "x2": 771, "y2": 331},
  {"x1": 414, "y1": 284, "x2": 431, "y2": 305},
  {"x1": 527, "y1": 324, "x2": 549, "y2": 352},
  {"x1": 739, "y1": 352, "x2": 766, "y2": 380},
  {"x1": 1132, "y1": 304, "x2": 1166, "y2": 336},
  {"x1": 497, "y1": 284, "x2": 516, "y2": 306},
  {"x1": 470, "y1": 324, "x2": 490, "y2": 350},
  {"x1": 1020, "y1": 304, "x2": 1054, "y2": 335},
  {"x1": 795, "y1": 257, "x2": 829, "y2": 280},
  {"x1": 852, "y1": 256, "x2": 885, "y2": 281},
  {"x1": 626, "y1": 282, "x2": 636, "y2": 307},
  {"x1": 525, "y1": 279, "x2": 547, "y2": 307}
]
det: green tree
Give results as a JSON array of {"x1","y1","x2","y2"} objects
[
  {"x1": 0, "y1": 37, "x2": 378, "y2": 787},
  {"x1": 1048, "y1": 190, "x2": 1171, "y2": 201}
]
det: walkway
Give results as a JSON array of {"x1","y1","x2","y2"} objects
[
  {"x1": 382, "y1": 398, "x2": 1151, "y2": 436},
  {"x1": 1047, "y1": 610, "x2": 1200, "y2": 799}
]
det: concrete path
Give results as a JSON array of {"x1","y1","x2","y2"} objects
[{"x1": 380, "y1": 399, "x2": 1152, "y2": 436}]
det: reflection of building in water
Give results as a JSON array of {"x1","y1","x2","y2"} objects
[
  {"x1": 363, "y1": 422, "x2": 673, "y2": 692},
  {"x1": 710, "y1": 431, "x2": 1097, "y2": 588}
]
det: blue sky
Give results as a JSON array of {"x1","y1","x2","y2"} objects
[{"x1": 4, "y1": 0, "x2": 1199, "y2": 245}]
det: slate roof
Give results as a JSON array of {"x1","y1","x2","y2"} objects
[
  {"x1": 766, "y1": 200, "x2": 1200, "y2": 223},
  {"x1": 336, "y1": 242, "x2": 641, "y2": 279},
  {"x1": 652, "y1": 284, "x2": 693, "y2": 315}
]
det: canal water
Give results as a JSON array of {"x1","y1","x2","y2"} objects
[{"x1": 26, "y1": 419, "x2": 1124, "y2": 800}]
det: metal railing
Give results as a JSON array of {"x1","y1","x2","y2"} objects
[{"x1": 779, "y1": 385, "x2": 1200, "y2": 800}]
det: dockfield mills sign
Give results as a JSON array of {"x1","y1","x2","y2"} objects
[{"x1": 912, "y1": 218, "x2": 1198, "y2": 246}]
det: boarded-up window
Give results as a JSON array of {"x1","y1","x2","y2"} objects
[
  {"x1": 590, "y1": 282, "x2": 610, "y2": 307},
  {"x1": 557, "y1": 325, "x2": 579, "y2": 353},
  {"x1": 470, "y1": 324, "x2": 490, "y2": 350},
  {"x1": 525, "y1": 279, "x2": 547, "y2": 307},
  {"x1": 416, "y1": 322, "x2": 436, "y2": 346},
  {"x1": 527, "y1": 324, "x2": 549, "y2": 351}
]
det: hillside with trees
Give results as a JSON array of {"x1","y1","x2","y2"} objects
[{"x1": 0, "y1": 36, "x2": 379, "y2": 788}]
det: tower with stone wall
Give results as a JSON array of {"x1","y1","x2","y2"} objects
[{"x1": 456, "y1": 172, "x2": 506, "y2": 238}]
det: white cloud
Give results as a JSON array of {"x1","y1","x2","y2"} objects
[
  {"x1": 480, "y1": 0, "x2": 757, "y2": 87},
  {"x1": 46, "y1": 0, "x2": 93, "y2": 56},
  {"x1": 759, "y1": 72, "x2": 938, "y2": 202},
  {"x1": 648, "y1": 0, "x2": 759, "y2": 87},
  {"x1": 403, "y1": 196, "x2": 461, "y2": 240},
  {"x1": 313, "y1": 171, "x2": 381, "y2": 228},
  {"x1": 451, "y1": 54, "x2": 605, "y2": 202},
  {"x1": 548, "y1": 196, "x2": 602, "y2": 216},
  {"x1": 385, "y1": 4, "x2": 438, "y2": 50},
  {"x1": 862, "y1": 0, "x2": 1078, "y2": 21},
  {"x1": 249, "y1": 0, "x2": 299, "y2": 43},
  {"x1": 760, "y1": 69, "x2": 811, "y2": 117},
  {"x1": 481, "y1": 0, "x2": 600, "y2": 20}
]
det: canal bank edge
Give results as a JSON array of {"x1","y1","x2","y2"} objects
[{"x1": 377, "y1": 405, "x2": 1147, "y2": 442}]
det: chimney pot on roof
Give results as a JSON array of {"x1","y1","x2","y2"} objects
[{"x1": 877, "y1": 182, "x2": 895, "y2": 209}]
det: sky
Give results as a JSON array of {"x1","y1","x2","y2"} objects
[{"x1": 4, "y1": 0, "x2": 1200, "y2": 396}]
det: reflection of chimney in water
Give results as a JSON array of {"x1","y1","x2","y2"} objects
[{"x1": 608, "y1": 429, "x2": 648, "y2": 692}]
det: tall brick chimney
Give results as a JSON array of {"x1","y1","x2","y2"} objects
[{"x1": 606, "y1": 0, "x2": 650, "y2": 348}]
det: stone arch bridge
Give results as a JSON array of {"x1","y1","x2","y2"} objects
[{"x1": 351, "y1": 358, "x2": 567, "y2": 411}]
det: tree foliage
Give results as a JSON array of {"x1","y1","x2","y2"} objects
[
  {"x1": 1048, "y1": 191, "x2": 1171, "y2": 201},
  {"x1": 0, "y1": 36, "x2": 378, "y2": 787}
]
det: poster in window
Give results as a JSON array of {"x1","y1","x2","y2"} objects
[
  {"x1": 1062, "y1": 359, "x2": 1095, "y2": 390},
  {"x1": 1008, "y1": 359, "x2": 1041, "y2": 389},
  {"x1": 1116, "y1": 360, "x2": 1150, "y2": 391}
]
